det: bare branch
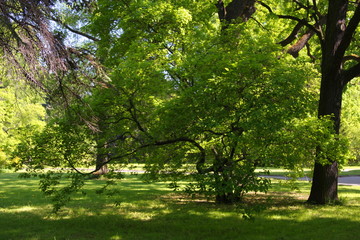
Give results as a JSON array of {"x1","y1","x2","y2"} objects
[
  {"x1": 256, "y1": 0, "x2": 272, "y2": 13},
  {"x1": 343, "y1": 62, "x2": 360, "y2": 84},
  {"x1": 335, "y1": 4, "x2": 360, "y2": 68},
  {"x1": 292, "y1": 0, "x2": 310, "y2": 11},
  {"x1": 278, "y1": 22, "x2": 304, "y2": 47},
  {"x1": 280, "y1": 16, "x2": 326, "y2": 58},
  {"x1": 287, "y1": 31, "x2": 314, "y2": 58},
  {"x1": 342, "y1": 54, "x2": 360, "y2": 64},
  {"x1": 50, "y1": 15, "x2": 100, "y2": 42}
]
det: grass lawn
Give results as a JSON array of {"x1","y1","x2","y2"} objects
[{"x1": 0, "y1": 172, "x2": 360, "y2": 240}]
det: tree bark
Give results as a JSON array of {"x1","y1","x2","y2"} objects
[
  {"x1": 308, "y1": 162, "x2": 339, "y2": 204},
  {"x1": 307, "y1": 0, "x2": 348, "y2": 204},
  {"x1": 216, "y1": 0, "x2": 256, "y2": 23}
]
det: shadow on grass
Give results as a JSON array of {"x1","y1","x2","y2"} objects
[
  {"x1": 1, "y1": 201, "x2": 360, "y2": 240},
  {"x1": 1, "y1": 173, "x2": 360, "y2": 240}
]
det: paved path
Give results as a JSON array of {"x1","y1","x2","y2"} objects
[
  {"x1": 261, "y1": 175, "x2": 360, "y2": 186},
  {"x1": 337, "y1": 176, "x2": 360, "y2": 186},
  {"x1": 120, "y1": 170, "x2": 360, "y2": 186},
  {"x1": 55, "y1": 168, "x2": 360, "y2": 186}
]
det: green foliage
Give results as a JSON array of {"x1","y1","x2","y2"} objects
[
  {"x1": 0, "y1": 70, "x2": 45, "y2": 168},
  {"x1": 39, "y1": 172, "x2": 86, "y2": 213},
  {"x1": 15, "y1": 116, "x2": 96, "y2": 170},
  {"x1": 342, "y1": 78, "x2": 360, "y2": 164},
  {"x1": 274, "y1": 116, "x2": 351, "y2": 169},
  {"x1": 184, "y1": 164, "x2": 271, "y2": 203},
  {"x1": 76, "y1": 0, "x2": 323, "y2": 203},
  {"x1": 20, "y1": 0, "x2": 351, "y2": 206}
]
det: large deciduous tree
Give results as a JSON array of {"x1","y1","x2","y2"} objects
[
  {"x1": 273, "y1": 0, "x2": 360, "y2": 204},
  {"x1": 77, "y1": 0, "x2": 322, "y2": 203},
  {"x1": 309, "y1": 0, "x2": 360, "y2": 204}
]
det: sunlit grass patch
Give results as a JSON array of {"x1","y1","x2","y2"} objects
[
  {"x1": 0, "y1": 205, "x2": 39, "y2": 213},
  {"x1": 0, "y1": 172, "x2": 360, "y2": 239}
]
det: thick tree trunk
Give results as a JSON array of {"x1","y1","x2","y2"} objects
[
  {"x1": 94, "y1": 120, "x2": 110, "y2": 176},
  {"x1": 308, "y1": 72, "x2": 344, "y2": 203},
  {"x1": 307, "y1": 0, "x2": 348, "y2": 204},
  {"x1": 308, "y1": 162, "x2": 339, "y2": 204},
  {"x1": 95, "y1": 153, "x2": 109, "y2": 175}
]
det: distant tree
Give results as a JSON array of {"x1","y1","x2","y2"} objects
[
  {"x1": 0, "y1": 66, "x2": 45, "y2": 167},
  {"x1": 342, "y1": 79, "x2": 360, "y2": 164}
]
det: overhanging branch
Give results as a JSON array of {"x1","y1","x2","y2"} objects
[
  {"x1": 343, "y1": 62, "x2": 360, "y2": 84},
  {"x1": 257, "y1": 1, "x2": 325, "y2": 57},
  {"x1": 278, "y1": 22, "x2": 304, "y2": 47},
  {"x1": 50, "y1": 15, "x2": 100, "y2": 42},
  {"x1": 92, "y1": 136, "x2": 209, "y2": 175},
  {"x1": 278, "y1": 15, "x2": 326, "y2": 57}
]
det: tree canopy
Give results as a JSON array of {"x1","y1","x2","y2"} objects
[{"x1": 1, "y1": 0, "x2": 359, "y2": 207}]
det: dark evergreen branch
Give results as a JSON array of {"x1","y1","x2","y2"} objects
[{"x1": 50, "y1": 15, "x2": 100, "y2": 42}]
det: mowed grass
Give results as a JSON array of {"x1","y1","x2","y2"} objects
[{"x1": 0, "y1": 172, "x2": 360, "y2": 240}]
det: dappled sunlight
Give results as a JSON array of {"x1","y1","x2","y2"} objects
[
  {"x1": 110, "y1": 236, "x2": 122, "y2": 240},
  {"x1": 1, "y1": 172, "x2": 360, "y2": 239},
  {"x1": 205, "y1": 210, "x2": 241, "y2": 219},
  {"x1": 110, "y1": 201, "x2": 170, "y2": 221},
  {"x1": 0, "y1": 205, "x2": 39, "y2": 213}
]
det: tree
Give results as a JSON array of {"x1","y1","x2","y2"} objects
[
  {"x1": 270, "y1": 0, "x2": 360, "y2": 204},
  {"x1": 0, "y1": 66, "x2": 45, "y2": 168},
  {"x1": 0, "y1": 0, "x2": 110, "y2": 177},
  {"x1": 309, "y1": 0, "x2": 360, "y2": 204},
  {"x1": 8, "y1": 0, "x2": 323, "y2": 205},
  {"x1": 76, "y1": 0, "x2": 324, "y2": 203}
]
